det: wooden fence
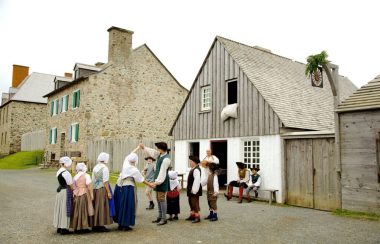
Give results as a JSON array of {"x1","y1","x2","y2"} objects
[
  {"x1": 21, "y1": 130, "x2": 45, "y2": 151},
  {"x1": 87, "y1": 139, "x2": 174, "y2": 172}
]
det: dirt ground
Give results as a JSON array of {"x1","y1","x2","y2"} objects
[{"x1": 0, "y1": 168, "x2": 379, "y2": 244}]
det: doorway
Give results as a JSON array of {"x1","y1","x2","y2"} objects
[{"x1": 211, "y1": 140, "x2": 228, "y2": 187}]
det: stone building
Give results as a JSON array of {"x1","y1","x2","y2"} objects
[
  {"x1": 0, "y1": 65, "x2": 58, "y2": 154},
  {"x1": 44, "y1": 26, "x2": 187, "y2": 163}
]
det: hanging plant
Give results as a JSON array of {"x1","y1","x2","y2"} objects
[{"x1": 305, "y1": 51, "x2": 328, "y2": 77}]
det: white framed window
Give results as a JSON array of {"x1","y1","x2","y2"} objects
[
  {"x1": 52, "y1": 99, "x2": 59, "y2": 116},
  {"x1": 201, "y1": 86, "x2": 211, "y2": 111},
  {"x1": 72, "y1": 90, "x2": 80, "y2": 109},
  {"x1": 243, "y1": 139, "x2": 260, "y2": 169},
  {"x1": 61, "y1": 95, "x2": 69, "y2": 113},
  {"x1": 69, "y1": 123, "x2": 79, "y2": 143},
  {"x1": 49, "y1": 127, "x2": 57, "y2": 144}
]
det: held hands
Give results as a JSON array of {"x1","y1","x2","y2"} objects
[
  {"x1": 213, "y1": 192, "x2": 218, "y2": 197},
  {"x1": 107, "y1": 192, "x2": 112, "y2": 199},
  {"x1": 139, "y1": 143, "x2": 145, "y2": 149}
]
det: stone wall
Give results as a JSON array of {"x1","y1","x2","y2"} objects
[
  {"x1": 0, "y1": 103, "x2": 11, "y2": 154},
  {"x1": 46, "y1": 45, "x2": 188, "y2": 162},
  {"x1": 0, "y1": 101, "x2": 47, "y2": 154}
]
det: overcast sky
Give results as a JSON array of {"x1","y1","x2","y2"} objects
[{"x1": 0, "y1": 0, "x2": 379, "y2": 94}]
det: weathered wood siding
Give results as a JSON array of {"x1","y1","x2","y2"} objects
[
  {"x1": 340, "y1": 110, "x2": 380, "y2": 214},
  {"x1": 284, "y1": 136, "x2": 341, "y2": 211},
  {"x1": 172, "y1": 40, "x2": 282, "y2": 140},
  {"x1": 21, "y1": 130, "x2": 45, "y2": 151}
]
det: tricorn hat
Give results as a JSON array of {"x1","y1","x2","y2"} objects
[
  {"x1": 155, "y1": 142, "x2": 168, "y2": 151},
  {"x1": 236, "y1": 162, "x2": 246, "y2": 169},
  {"x1": 144, "y1": 156, "x2": 156, "y2": 161},
  {"x1": 189, "y1": 155, "x2": 200, "y2": 164}
]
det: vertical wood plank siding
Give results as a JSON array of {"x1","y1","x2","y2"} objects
[{"x1": 173, "y1": 40, "x2": 281, "y2": 140}]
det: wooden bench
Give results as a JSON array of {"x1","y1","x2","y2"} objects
[{"x1": 226, "y1": 185, "x2": 278, "y2": 204}]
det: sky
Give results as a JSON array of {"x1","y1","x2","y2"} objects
[{"x1": 0, "y1": 0, "x2": 379, "y2": 94}]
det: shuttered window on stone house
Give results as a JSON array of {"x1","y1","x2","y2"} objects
[
  {"x1": 52, "y1": 99, "x2": 59, "y2": 116},
  {"x1": 50, "y1": 101, "x2": 54, "y2": 116},
  {"x1": 49, "y1": 128, "x2": 57, "y2": 144},
  {"x1": 69, "y1": 123, "x2": 79, "y2": 143},
  {"x1": 72, "y1": 90, "x2": 80, "y2": 109},
  {"x1": 61, "y1": 95, "x2": 69, "y2": 113}
]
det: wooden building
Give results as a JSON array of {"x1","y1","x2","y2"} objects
[
  {"x1": 337, "y1": 74, "x2": 380, "y2": 214},
  {"x1": 169, "y1": 36, "x2": 357, "y2": 204}
]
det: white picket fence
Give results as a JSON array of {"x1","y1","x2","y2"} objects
[
  {"x1": 21, "y1": 130, "x2": 45, "y2": 151},
  {"x1": 87, "y1": 139, "x2": 175, "y2": 172}
]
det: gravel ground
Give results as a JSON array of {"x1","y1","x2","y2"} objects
[{"x1": 0, "y1": 168, "x2": 379, "y2": 244}]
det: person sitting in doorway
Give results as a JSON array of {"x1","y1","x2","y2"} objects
[
  {"x1": 246, "y1": 167, "x2": 261, "y2": 202},
  {"x1": 224, "y1": 162, "x2": 250, "y2": 203}
]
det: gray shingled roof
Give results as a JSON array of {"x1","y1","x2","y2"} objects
[
  {"x1": 217, "y1": 37, "x2": 357, "y2": 131},
  {"x1": 11, "y1": 72, "x2": 56, "y2": 104},
  {"x1": 337, "y1": 74, "x2": 380, "y2": 113}
]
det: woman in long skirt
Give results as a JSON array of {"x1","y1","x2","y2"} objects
[
  {"x1": 167, "y1": 170, "x2": 181, "y2": 220},
  {"x1": 53, "y1": 157, "x2": 74, "y2": 235},
  {"x1": 71, "y1": 163, "x2": 94, "y2": 233},
  {"x1": 114, "y1": 147, "x2": 151, "y2": 231},
  {"x1": 92, "y1": 152, "x2": 113, "y2": 232}
]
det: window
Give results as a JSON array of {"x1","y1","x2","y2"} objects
[
  {"x1": 69, "y1": 123, "x2": 79, "y2": 143},
  {"x1": 189, "y1": 142, "x2": 200, "y2": 168},
  {"x1": 4, "y1": 132, "x2": 6, "y2": 144},
  {"x1": 61, "y1": 95, "x2": 69, "y2": 113},
  {"x1": 51, "y1": 99, "x2": 59, "y2": 116},
  {"x1": 49, "y1": 128, "x2": 57, "y2": 144},
  {"x1": 227, "y1": 80, "x2": 238, "y2": 105},
  {"x1": 201, "y1": 86, "x2": 211, "y2": 111},
  {"x1": 72, "y1": 90, "x2": 80, "y2": 109},
  {"x1": 243, "y1": 139, "x2": 260, "y2": 169}
]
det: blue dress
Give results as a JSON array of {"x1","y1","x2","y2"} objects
[{"x1": 113, "y1": 184, "x2": 136, "y2": 227}]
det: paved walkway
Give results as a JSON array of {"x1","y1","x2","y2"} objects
[{"x1": 0, "y1": 168, "x2": 379, "y2": 244}]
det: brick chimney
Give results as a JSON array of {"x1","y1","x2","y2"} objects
[
  {"x1": 107, "y1": 26, "x2": 134, "y2": 65},
  {"x1": 64, "y1": 72, "x2": 72, "y2": 78},
  {"x1": 12, "y1": 65, "x2": 29, "y2": 88}
]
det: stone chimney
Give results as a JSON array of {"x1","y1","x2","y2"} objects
[
  {"x1": 107, "y1": 26, "x2": 134, "y2": 65},
  {"x1": 64, "y1": 72, "x2": 72, "y2": 78},
  {"x1": 12, "y1": 65, "x2": 29, "y2": 88}
]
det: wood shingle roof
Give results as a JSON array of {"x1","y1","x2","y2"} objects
[
  {"x1": 217, "y1": 36, "x2": 357, "y2": 131},
  {"x1": 337, "y1": 74, "x2": 380, "y2": 113}
]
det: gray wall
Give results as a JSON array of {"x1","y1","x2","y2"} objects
[
  {"x1": 340, "y1": 110, "x2": 380, "y2": 214},
  {"x1": 172, "y1": 39, "x2": 282, "y2": 140}
]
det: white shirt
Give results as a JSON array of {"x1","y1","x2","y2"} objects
[
  {"x1": 203, "y1": 155, "x2": 219, "y2": 164},
  {"x1": 191, "y1": 167, "x2": 201, "y2": 195},
  {"x1": 56, "y1": 167, "x2": 73, "y2": 185},
  {"x1": 201, "y1": 168, "x2": 219, "y2": 193},
  {"x1": 92, "y1": 163, "x2": 110, "y2": 182},
  {"x1": 144, "y1": 147, "x2": 171, "y2": 185}
]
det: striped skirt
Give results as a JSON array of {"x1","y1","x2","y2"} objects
[
  {"x1": 93, "y1": 187, "x2": 113, "y2": 226},
  {"x1": 114, "y1": 185, "x2": 136, "y2": 227},
  {"x1": 53, "y1": 190, "x2": 70, "y2": 229},
  {"x1": 70, "y1": 194, "x2": 93, "y2": 230}
]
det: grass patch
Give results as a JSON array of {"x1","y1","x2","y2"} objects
[
  {"x1": 333, "y1": 209, "x2": 380, "y2": 221},
  {"x1": 0, "y1": 150, "x2": 44, "y2": 170}
]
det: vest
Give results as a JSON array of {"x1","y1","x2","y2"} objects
[
  {"x1": 93, "y1": 168, "x2": 104, "y2": 189},
  {"x1": 238, "y1": 168, "x2": 248, "y2": 179},
  {"x1": 187, "y1": 165, "x2": 202, "y2": 197},
  {"x1": 57, "y1": 171, "x2": 68, "y2": 189},
  {"x1": 154, "y1": 154, "x2": 170, "y2": 192},
  {"x1": 251, "y1": 173, "x2": 260, "y2": 184},
  {"x1": 145, "y1": 163, "x2": 156, "y2": 182},
  {"x1": 207, "y1": 173, "x2": 215, "y2": 193}
]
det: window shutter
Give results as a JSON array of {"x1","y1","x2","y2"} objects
[
  {"x1": 77, "y1": 90, "x2": 80, "y2": 107},
  {"x1": 54, "y1": 128, "x2": 57, "y2": 144},
  {"x1": 50, "y1": 102, "x2": 53, "y2": 116},
  {"x1": 49, "y1": 129, "x2": 52, "y2": 144},
  {"x1": 72, "y1": 92, "x2": 76, "y2": 108},
  {"x1": 75, "y1": 124, "x2": 79, "y2": 142},
  {"x1": 60, "y1": 97, "x2": 63, "y2": 113},
  {"x1": 65, "y1": 95, "x2": 69, "y2": 111},
  {"x1": 69, "y1": 125, "x2": 72, "y2": 143}
]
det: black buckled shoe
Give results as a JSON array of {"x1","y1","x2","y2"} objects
[{"x1": 152, "y1": 218, "x2": 161, "y2": 223}]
